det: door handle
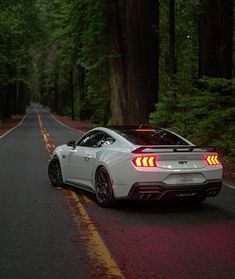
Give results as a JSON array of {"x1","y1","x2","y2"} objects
[
  {"x1": 84, "y1": 154, "x2": 91, "y2": 160},
  {"x1": 69, "y1": 149, "x2": 77, "y2": 153}
]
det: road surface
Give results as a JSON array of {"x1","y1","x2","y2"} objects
[{"x1": 0, "y1": 105, "x2": 235, "y2": 279}]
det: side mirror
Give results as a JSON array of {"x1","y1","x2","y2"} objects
[{"x1": 67, "y1": 140, "x2": 76, "y2": 148}]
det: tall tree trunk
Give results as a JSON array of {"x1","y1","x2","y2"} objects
[
  {"x1": 0, "y1": 89, "x2": 9, "y2": 120},
  {"x1": 126, "y1": 0, "x2": 159, "y2": 125},
  {"x1": 78, "y1": 65, "x2": 87, "y2": 120},
  {"x1": 199, "y1": 0, "x2": 233, "y2": 78},
  {"x1": 19, "y1": 82, "x2": 26, "y2": 114},
  {"x1": 16, "y1": 79, "x2": 20, "y2": 114},
  {"x1": 70, "y1": 69, "x2": 75, "y2": 120},
  {"x1": 0, "y1": 90, "x2": 3, "y2": 121},
  {"x1": 169, "y1": 0, "x2": 176, "y2": 80},
  {"x1": 108, "y1": 0, "x2": 127, "y2": 125},
  {"x1": 53, "y1": 69, "x2": 59, "y2": 113}
]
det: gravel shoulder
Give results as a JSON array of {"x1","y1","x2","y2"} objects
[{"x1": 0, "y1": 116, "x2": 23, "y2": 136}]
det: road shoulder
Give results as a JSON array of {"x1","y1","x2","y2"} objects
[
  {"x1": 0, "y1": 116, "x2": 24, "y2": 137},
  {"x1": 52, "y1": 114, "x2": 95, "y2": 132}
]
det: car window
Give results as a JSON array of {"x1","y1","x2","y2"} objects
[
  {"x1": 112, "y1": 128, "x2": 188, "y2": 145},
  {"x1": 78, "y1": 131, "x2": 115, "y2": 148},
  {"x1": 78, "y1": 131, "x2": 103, "y2": 147},
  {"x1": 98, "y1": 134, "x2": 115, "y2": 147}
]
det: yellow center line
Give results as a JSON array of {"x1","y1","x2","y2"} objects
[
  {"x1": 81, "y1": 192, "x2": 96, "y2": 205},
  {"x1": 37, "y1": 114, "x2": 125, "y2": 279},
  {"x1": 38, "y1": 115, "x2": 54, "y2": 156},
  {"x1": 69, "y1": 190, "x2": 124, "y2": 278}
]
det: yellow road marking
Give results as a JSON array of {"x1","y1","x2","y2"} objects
[
  {"x1": 81, "y1": 192, "x2": 96, "y2": 205},
  {"x1": 38, "y1": 115, "x2": 43, "y2": 129},
  {"x1": 38, "y1": 114, "x2": 124, "y2": 278},
  {"x1": 69, "y1": 190, "x2": 124, "y2": 278},
  {"x1": 38, "y1": 115, "x2": 55, "y2": 155},
  {"x1": 46, "y1": 143, "x2": 52, "y2": 149}
]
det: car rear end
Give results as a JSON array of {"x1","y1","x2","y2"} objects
[
  {"x1": 127, "y1": 146, "x2": 222, "y2": 201},
  {"x1": 110, "y1": 127, "x2": 223, "y2": 201}
]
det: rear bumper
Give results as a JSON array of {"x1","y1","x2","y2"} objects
[{"x1": 128, "y1": 180, "x2": 222, "y2": 200}]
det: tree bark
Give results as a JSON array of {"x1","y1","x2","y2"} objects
[
  {"x1": 108, "y1": 0, "x2": 127, "y2": 125},
  {"x1": 169, "y1": 0, "x2": 176, "y2": 79},
  {"x1": 0, "y1": 88, "x2": 10, "y2": 120},
  {"x1": 199, "y1": 0, "x2": 233, "y2": 78},
  {"x1": 78, "y1": 65, "x2": 87, "y2": 120},
  {"x1": 70, "y1": 69, "x2": 75, "y2": 120},
  {"x1": 53, "y1": 68, "x2": 59, "y2": 113},
  {"x1": 126, "y1": 0, "x2": 159, "y2": 125}
]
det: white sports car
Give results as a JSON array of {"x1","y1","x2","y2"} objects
[{"x1": 48, "y1": 126, "x2": 223, "y2": 207}]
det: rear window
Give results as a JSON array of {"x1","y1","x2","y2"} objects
[{"x1": 113, "y1": 128, "x2": 188, "y2": 146}]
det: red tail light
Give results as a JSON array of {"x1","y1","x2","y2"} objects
[
  {"x1": 205, "y1": 154, "x2": 220, "y2": 166},
  {"x1": 132, "y1": 156, "x2": 157, "y2": 167}
]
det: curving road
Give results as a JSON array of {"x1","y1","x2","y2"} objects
[{"x1": 0, "y1": 105, "x2": 235, "y2": 279}]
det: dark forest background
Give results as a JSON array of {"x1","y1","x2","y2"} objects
[{"x1": 0, "y1": 0, "x2": 234, "y2": 162}]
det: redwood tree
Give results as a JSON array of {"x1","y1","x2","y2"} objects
[
  {"x1": 108, "y1": 0, "x2": 127, "y2": 125},
  {"x1": 126, "y1": 0, "x2": 159, "y2": 125},
  {"x1": 199, "y1": 0, "x2": 233, "y2": 78},
  {"x1": 169, "y1": 0, "x2": 176, "y2": 79}
]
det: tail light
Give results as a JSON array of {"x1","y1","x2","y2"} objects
[
  {"x1": 205, "y1": 154, "x2": 220, "y2": 166},
  {"x1": 132, "y1": 156, "x2": 157, "y2": 167}
]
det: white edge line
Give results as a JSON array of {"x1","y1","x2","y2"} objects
[
  {"x1": 0, "y1": 114, "x2": 28, "y2": 139},
  {"x1": 223, "y1": 181, "x2": 235, "y2": 190},
  {"x1": 49, "y1": 113, "x2": 85, "y2": 134}
]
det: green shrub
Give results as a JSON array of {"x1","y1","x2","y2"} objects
[{"x1": 150, "y1": 77, "x2": 235, "y2": 162}]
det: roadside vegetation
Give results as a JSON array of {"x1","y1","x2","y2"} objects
[{"x1": 0, "y1": 0, "x2": 234, "y2": 164}]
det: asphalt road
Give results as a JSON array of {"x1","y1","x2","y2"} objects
[{"x1": 0, "y1": 105, "x2": 235, "y2": 279}]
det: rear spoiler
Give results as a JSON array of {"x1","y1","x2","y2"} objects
[{"x1": 132, "y1": 145, "x2": 217, "y2": 154}]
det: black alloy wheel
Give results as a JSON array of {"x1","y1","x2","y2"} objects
[
  {"x1": 95, "y1": 167, "x2": 115, "y2": 207},
  {"x1": 48, "y1": 157, "x2": 64, "y2": 187}
]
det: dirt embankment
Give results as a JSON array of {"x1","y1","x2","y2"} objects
[{"x1": 0, "y1": 117, "x2": 23, "y2": 136}]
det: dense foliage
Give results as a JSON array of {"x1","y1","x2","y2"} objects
[
  {"x1": 150, "y1": 77, "x2": 235, "y2": 162},
  {"x1": 150, "y1": 0, "x2": 235, "y2": 162},
  {"x1": 34, "y1": 0, "x2": 110, "y2": 123},
  {"x1": 0, "y1": 0, "x2": 42, "y2": 119}
]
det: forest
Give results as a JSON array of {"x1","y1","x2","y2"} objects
[{"x1": 0, "y1": 0, "x2": 234, "y2": 163}]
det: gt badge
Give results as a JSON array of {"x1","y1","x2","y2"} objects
[{"x1": 179, "y1": 161, "x2": 188, "y2": 164}]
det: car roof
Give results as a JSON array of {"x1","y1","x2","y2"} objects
[
  {"x1": 108, "y1": 125, "x2": 155, "y2": 130},
  {"x1": 91, "y1": 126, "x2": 160, "y2": 136}
]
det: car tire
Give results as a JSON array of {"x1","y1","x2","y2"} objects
[
  {"x1": 95, "y1": 166, "x2": 115, "y2": 207},
  {"x1": 48, "y1": 157, "x2": 64, "y2": 187}
]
